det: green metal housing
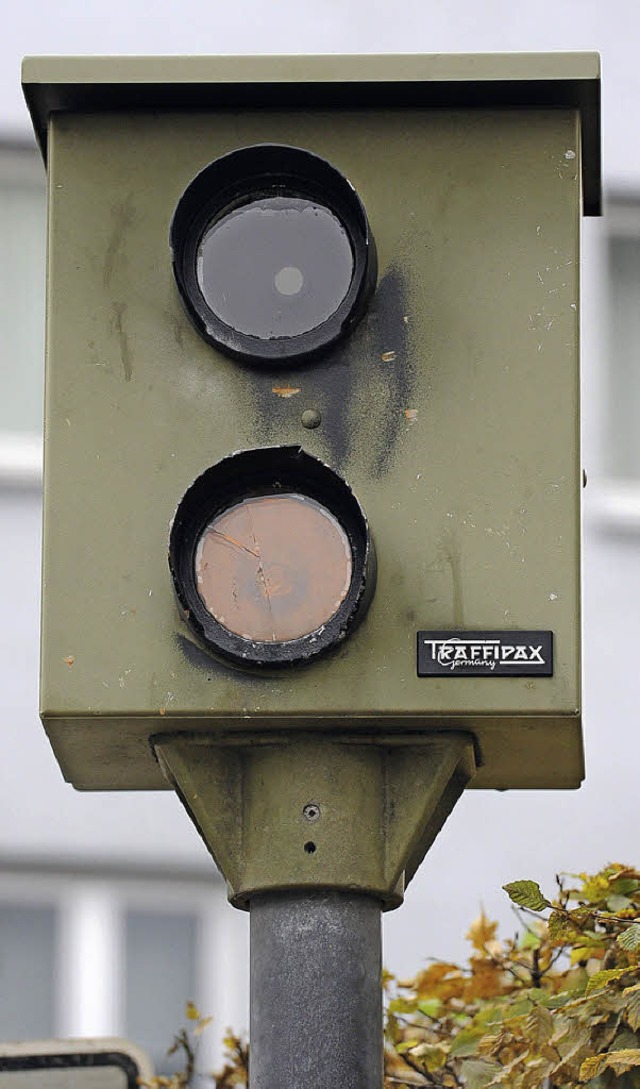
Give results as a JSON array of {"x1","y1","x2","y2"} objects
[{"x1": 23, "y1": 54, "x2": 601, "y2": 792}]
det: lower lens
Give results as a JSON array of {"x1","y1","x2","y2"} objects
[
  {"x1": 195, "y1": 493, "x2": 353, "y2": 642},
  {"x1": 169, "y1": 446, "x2": 376, "y2": 668}
]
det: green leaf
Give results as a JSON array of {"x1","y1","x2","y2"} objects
[
  {"x1": 610, "y1": 878, "x2": 640, "y2": 896},
  {"x1": 396, "y1": 1039, "x2": 420, "y2": 1054},
  {"x1": 417, "y1": 997, "x2": 442, "y2": 1019},
  {"x1": 545, "y1": 989, "x2": 584, "y2": 1009},
  {"x1": 519, "y1": 927, "x2": 542, "y2": 951},
  {"x1": 608, "y1": 894, "x2": 633, "y2": 911},
  {"x1": 450, "y1": 1024, "x2": 487, "y2": 1058},
  {"x1": 459, "y1": 1058, "x2": 502, "y2": 1089},
  {"x1": 388, "y1": 996, "x2": 417, "y2": 1015},
  {"x1": 503, "y1": 880, "x2": 552, "y2": 913},
  {"x1": 618, "y1": 924, "x2": 640, "y2": 952}
]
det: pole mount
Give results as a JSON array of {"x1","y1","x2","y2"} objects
[{"x1": 153, "y1": 731, "x2": 477, "y2": 910}]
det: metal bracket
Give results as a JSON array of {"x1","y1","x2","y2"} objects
[{"x1": 153, "y1": 731, "x2": 476, "y2": 910}]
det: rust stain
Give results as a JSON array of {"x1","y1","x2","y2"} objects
[
  {"x1": 63, "y1": 655, "x2": 75, "y2": 667},
  {"x1": 159, "y1": 706, "x2": 166, "y2": 716},
  {"x1": 272, "y1": 386, "x2": 301, "y2": 398},
  {"x1": 381, "y1": 350, "x2": 397, "y2": 363},
  {"x1": 403, "y1": 408, "x2": 418, "y2": 422}
]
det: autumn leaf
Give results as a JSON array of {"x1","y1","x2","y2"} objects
[
  {"x1": 623, "y1": 984, "x2": 640, "y2": 1032},
  {"x1": 586, "y1": 967, "x2": 630, "y2": 995},
  {"x1": 467, "y1": 912, "x2": 499, "y2": 954},
  {"x1": 405, "y1": 1042, "x2": 449, "y2": 1072},
  {"x1": 525, "y1": 1003, "x2": 554, "y2": 1049},
  {"x1": 579, "y1": 1047, "x2": 640, "y2": 1081},
  {"x1": 458, "y1": 1058, "x2": 501, "y2": 1088}
]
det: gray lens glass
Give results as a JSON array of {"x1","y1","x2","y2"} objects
[{"x1": 196, "y1": 195, "x2": 354, "y2": 339}]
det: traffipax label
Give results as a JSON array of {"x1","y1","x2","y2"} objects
[{"x1": 417, "y1": 631, "x2": 553, "y2": 677}]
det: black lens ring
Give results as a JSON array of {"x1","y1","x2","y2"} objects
[
  {"x1": 170, "y1": 145, "x2": 377, "y2": 364},
  {"x1": 169, "y1": 447, "x2": 376, "y2": 669}
]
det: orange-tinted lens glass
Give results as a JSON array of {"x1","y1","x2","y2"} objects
[{"x1": 195, "y1": 494, "x2": 353, "y2": 642}]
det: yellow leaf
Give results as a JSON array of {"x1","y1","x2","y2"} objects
[
  {"x1": 194, "y1": 1015, "x2": 213, "y2": 1036},
  {"x1": 466, "y1": 958, "x2": 506, "y2": 1001},
  {"x1": 413, "y1": 962, "x2": 465, "y2": 1003},
  {"x1": 580, "y1": 1048, "x2": 640, "y2": 1081},
  {"x1": 396, "y1": 1039, "x2": 420, "y2": 1054},
  {"x1": 586, "y1": 968, "x2": 628, "y2": 995},
  {"x1": 570, "y1": 946, "x2": 590, "y2": 965},
  {"x1": 406, "y1": 1043, "x2": 449, "y2": 1073},
  {"x1": 185, "y1": 1001, "x2": 200, "y2": 1021},
  {"x1": 466, "y1": 912, "x2": 499, "y2": 954}
]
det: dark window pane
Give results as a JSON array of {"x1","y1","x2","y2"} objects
[
  {"x1": 0, "y1": 903, "x2": 56, "y2": 1038},
  {"x1": 124, "y1": 910, "x2": 197, "y2": 1075}
]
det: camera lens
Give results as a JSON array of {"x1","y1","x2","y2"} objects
[
  {"x1": 196, "y1": 195, "x2": 354, "y2": 340},
  {"x1": 170, "y1": 145, "x2": 377, "y2": 363}
]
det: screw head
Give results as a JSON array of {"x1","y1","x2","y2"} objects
[
  {"x1": 303, "y1": 803, "x2": 321, "y2": 823},
  {"x1": 301, "y1": 409, "x2": 322, "y2": 430}
]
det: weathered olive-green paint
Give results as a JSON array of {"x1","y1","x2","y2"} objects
[
  {"x1": 27, "y1": 56, "x2": 598, "y2": 792},
  {"x1": 21, "y1": 52, "x2": 602, "y2": 215},
  {"x1": 154, "y1": 733, "x2": 476, "y2": 908}
]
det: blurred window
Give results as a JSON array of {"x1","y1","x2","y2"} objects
[
  {"x1": 607, "y1": 198, "x2": 640, "y2": 481},
  {"x1": 124, "y1": 909, "x2": 198, "y2": 1075},
  {"x1": 0, "y1": 868, "x2": 239, "y2": 1078},
  {"x1": 0, "y1": 903, "x2": 56, "y2": 1038},
  {"x1": 0, "y1": 143, "x2": 46, "y2": 482}
]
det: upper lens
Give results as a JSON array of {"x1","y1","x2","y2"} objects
[
  {"x1": 170, "y1": 145, "x2": 377, "y2": 364},
  {"x1": 196, "y1": 195, "x2": 354, "y2": 339}
]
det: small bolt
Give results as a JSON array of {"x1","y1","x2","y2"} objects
[
  {"x1": 301, "y1": 409, "x2": 322, "y2": 430},
  {"x1": 303, "y1": 803, "x2": 321, "y2": 823}
]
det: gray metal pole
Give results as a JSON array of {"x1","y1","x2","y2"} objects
[{"x1": 250, "y1": 891, "x2": 383, "y2": 1089}]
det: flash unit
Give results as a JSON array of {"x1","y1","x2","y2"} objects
[{"x1": 169, "y1": 447, "x2": 376, "y2": 668}]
